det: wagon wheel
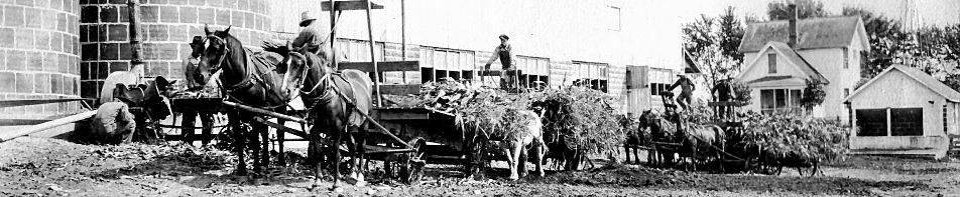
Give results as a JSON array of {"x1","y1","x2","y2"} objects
[{"x1": 399, "y1": 137, "x2": 426, "y2": 184}]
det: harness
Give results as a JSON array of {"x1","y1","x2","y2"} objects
[{"x1": 205, "y1": 35, "x2": 289, "y2": 110}]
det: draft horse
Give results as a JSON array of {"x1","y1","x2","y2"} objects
[
  {"x1": 281, "y1": 47, "x2": 374, "y2": 188},
  {"x1": 195, "y1": 25, "x2": 292, "y2": 176}
]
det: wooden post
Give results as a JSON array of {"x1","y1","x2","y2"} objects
[
  {"x1": 401, "y1": 0, "x2": 407, "y2": 83},
  {"x1": 365, "y1": 0, "x2": 382, "y2": 107},
  {"x1": 329, "y1": 0, "x2": 338, "y2": 70},
  {"x1": 127, "y1": 0, "x2": 144, "y2": 73}
]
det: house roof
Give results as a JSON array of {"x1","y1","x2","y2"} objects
[
  {"x1": 737, "y1": 41, "x2": 828, "y2": 83},
  {"x1": 739, "y1": 16, "x2": 867, "y2": 53},
  {"x1": 745, "y1": 75, "x2": 795, "y2": 84},
  {"x1": 683, "y1": 50, "x2": 702, "y2": 73},
  {"x1": 846, "y1": 65, "x2": 960, "y2": 102}
]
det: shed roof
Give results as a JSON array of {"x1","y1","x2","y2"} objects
[
  {"x1": 846, "y1": 65, "x2": 960, "y2": 102},
  {"x1": 739, "y1": 16, "x2": 866, "y2": 53}
]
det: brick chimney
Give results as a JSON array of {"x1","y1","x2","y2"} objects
[{"x1": 787, "y1": 4, "x2": 799, "y2": 48}]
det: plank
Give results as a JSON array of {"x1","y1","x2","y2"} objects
[
  {"x1": 1, "y1": 111, "x2": 96, "y2": 142},
  {"x1": 707, "y1": 101, "x2": 746, "y2": 107},
  {"x1": 321, "y1": 1, "x2": 384, "y2": 11},
  {"x1": 376, "y1": 110, "x2": 430, "y2": 120},
  {"x1": 0, "y1": 98, "x2": 93, "y2": 108},
  {"x1": 377, "y1": 84, "x2": 421, "y2": 95},
  {"x1": 338, "y1": 61, "x2": 420, "y2": 72},
  {"x1": 253, "y1": 117, "x2": 313, "y2": 140},
  {"x1": 0, "y1": 119, "x2": 54, "y2": 126},
  {"x1": 222, "y1": 101, "x2": 306, "y2": 123}
]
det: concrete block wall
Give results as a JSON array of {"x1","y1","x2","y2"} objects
[
  {"x1": 79, "y1": 0, "x2": 273, "y2": 98},
  {"x1": 0, "y1": 0, "x2": 82, "y2": 119}
]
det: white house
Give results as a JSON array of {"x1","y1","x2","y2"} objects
[
  {"x1": 845, "y1": 65, "x2": 960, "y2": 159},
  {"x1": 736, "y1": 16, "x2": 868, "y2": 122}
]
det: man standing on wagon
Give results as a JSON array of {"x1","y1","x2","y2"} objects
[
  {"x1": 483, "y1": 34, "x2": 519, "y2": 92},
  {"x1": 669, "y1": 74, "x2": 695, "y2": 111}
]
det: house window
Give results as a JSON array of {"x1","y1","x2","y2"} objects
[
  {"x1": 650, "y1": 83, "x2": 669, "y2": 95},
  {"x1": 843, "y1": 48, "x2": 849, "y2": 69},
  {"x1": 760, "y1": 88, "x2": 802, "y2": 114},
  {"x1": 768, "y1": 53, "x2": 777, "y2": 73},
  {"x1": 856, "y1": 108, "x2": 924, "y2": 137},
  {"x1": 856, "y1": 109, "x2": 888, "y2": 136},
  {"x1": 891, "y1": 108, "x2": 923, "y2": 136},
  {"x1": 607, "y1": 6, "x2": 621, "y2": 31}
]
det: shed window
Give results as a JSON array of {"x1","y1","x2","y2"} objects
[
  {"x1": 856, "y1": 109, "x2": 887, "y2": 136},
  {"x1": 891, "y1": 108, "x2": 923, "y2": 136},
  {"x1": 856, "y1": 108, "x2": 924, "y2": 137},
  {"x1": 768, "y1": 53, "x2": 777, "y2": 73}
]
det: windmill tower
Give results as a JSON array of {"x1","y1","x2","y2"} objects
[{"x1": 900, "y1": 0, "x2": 923, "y2": 32}]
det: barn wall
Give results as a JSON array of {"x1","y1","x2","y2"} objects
[
  {"x1": 79, "y1": 0, "x2": 274, "y2": 99},
  {"x1": 0, "y1": 0, "x2": 82, "y2": 119},
  {"x1": 849, "y1": 70, "x2": 950, "y2": 158}
]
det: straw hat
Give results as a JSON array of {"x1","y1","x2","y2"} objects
[{"x1": 299, "y1": 11, "x2": 318, "y2": 27}]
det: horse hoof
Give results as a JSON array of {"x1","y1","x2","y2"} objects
[{"x1": 507, "y1": 175, "x2": 519, "y2": 181}]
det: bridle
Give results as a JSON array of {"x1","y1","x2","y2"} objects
[{"x1": 203, "y1": 35, "x2": 231, "y2": 74}]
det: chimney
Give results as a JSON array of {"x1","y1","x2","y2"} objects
[{"x1": 787, "y1": 3, "x2": 799, "y2": 48}]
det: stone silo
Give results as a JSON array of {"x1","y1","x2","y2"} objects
[
  {"x1": 0, "y1": 0, "x2": 82, "y2": 119},
  {"x1": 79, "y1": 0, "x2": 273, "y2": 98}
]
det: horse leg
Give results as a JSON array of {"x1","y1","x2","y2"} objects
[
  {"x1": 249, "y1": 123, "x2": 262, "y2": 175},
  {"x1": 330, "y1": 125, "x2": 343, "y2": 190},
  {"x1": 623, "y1": 144, "x2": 631, "y2": 164},
  {"x1": 277, "y1": 119, "x2": 286, "y2": 166},
  {"x1": 257, "y1": 122, "x2": 270, "y2": 172},
  {"x1": 230, "y1": 112, "x2": 247, "y2": 175},
  {"x1": 797, "y1": 166, "x2": 804, "y2": 176},
  {"x1": 634, "y1": 147, "x2": 641, "y2": 165},
  {"x1": 534, "y1": 141, "x2": 545, "y2": 177},
  {"x1": 508, "y1": 141, "x2": 522, "y2": 180}
]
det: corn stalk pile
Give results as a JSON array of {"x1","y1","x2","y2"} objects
[
  {"x1": 381, "y1": 80, "x2": 625, "y2": 160},
  {"x1": 737, "y1": 112, "x2": 849, "y2": 163},
  {"x1": 533, "y1": 87, "x2": 624, "y2": 155}
]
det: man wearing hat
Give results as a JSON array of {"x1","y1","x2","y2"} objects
[
  {"x1": 483, "y1": 34, "x2": 518, "y2": 92},
  {"x1": 669, "y1": 74, "x2": 695, "y2": 110},
  {"x1": 291, "y1": 11, "x2": 325, "y2": 53}
]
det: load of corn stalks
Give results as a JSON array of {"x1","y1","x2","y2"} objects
[
  {"x1": 382, "y1": 80, "x2": 624, "y2": 158},
  {"x1": 533, "y1": 86, "x2": 624, "y2": 155}
]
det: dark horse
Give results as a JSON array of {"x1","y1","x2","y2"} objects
[
  {"x1": 639, "y1": 110, "x2": 725, "y2": 171},
  {"x1": 281, "y1": 47, "x2": 373, "y2": 188},
  {"x1": 196, "y1": 26, "x2": 292, "y2": 176}
]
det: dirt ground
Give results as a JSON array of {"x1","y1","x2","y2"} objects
[{"x1": 0, "y1": 137, "x2": 955, "y2": 196}]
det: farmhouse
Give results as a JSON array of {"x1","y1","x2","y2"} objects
[
  {"x1": 737, "y1": 16, "x2": 868, "y2": 122},
  {"x1": 845, "y1": 65, "x2": 960, "y2": 159}
]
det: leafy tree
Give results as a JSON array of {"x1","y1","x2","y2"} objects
[
  {"x1": 718, "y1": 6, "x2": 745, "y2": 63},
  {"x1": 682, "y1": 7, "x2": 746, "y2": 102},
  {"x1": 682, "y1": 14, "x2": 715, "y2": 59},
  {"x1": 841, "y1": 7, "x2": 909, "y2": 78},
  {"x1": 801, "y1": 79, "x2": 826, "y2": 111},
  {"x1": 767, "y1": 0, "x2": 829, "y2": 20}
]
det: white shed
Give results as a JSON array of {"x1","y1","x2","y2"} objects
[{"x1": 845, "y1": 65, "x2": 960, "y2": 159}]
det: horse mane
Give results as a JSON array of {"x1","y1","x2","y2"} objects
[{"x1": 214, "y1": 30, "x2": 246, "y2": 58}]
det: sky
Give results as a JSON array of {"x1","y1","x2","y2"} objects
[{"x1": 678, "y1": 0, "x2": 960, "y2": 27}]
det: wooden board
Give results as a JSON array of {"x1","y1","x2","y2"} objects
[
  {"x1": 375, "y1": 109, "x2": 431, "y2": 120},
  {"x1": 339, "y1": 61, "x2": 420, "y2": 72},
  {"x1": 377, "y1": 84, "x2": 421, "y2": 95},
  {"x1": 321, "y1": 1, "x2": 384, "y2": 11},
  {"x1": 707, "y1": 101, "x2": 746, "y2": 107},
  {"x1": 0, "y1": 98, "x2": 92, "y2": 108}
]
